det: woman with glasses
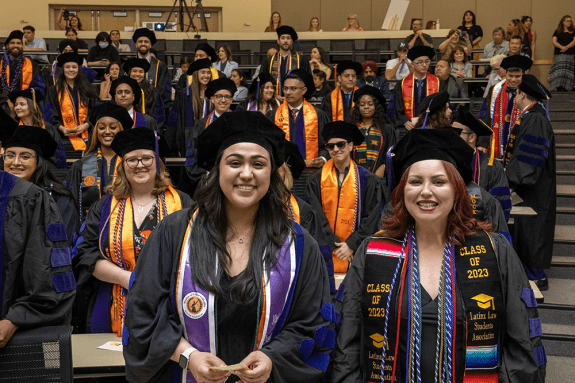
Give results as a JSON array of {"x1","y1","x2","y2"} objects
[
  {"x1": 75, "y1": 127, "x2": 192, "y2": 336},
  {"x1": 3, "y1": 125, "x2": 78, "y2": 241},
  {"x1": 239, "y1": 72, "x2": 279, "y2": 114},
  {"x1": 342, "y1": 13, "x2": 363, "y2": 32},
  {"x1": 123, "y1": 112, "x2": 334, "y2": 383}
]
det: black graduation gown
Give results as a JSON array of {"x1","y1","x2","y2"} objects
[
  {"x1": 43, "y1": 121, "x2": 69, "y2": 180},
  {"x1": 468, "y1": 182, "x2": 510, "y2": 238},
  {"x1": 51, "y1": 191, "x2": 79, "y2": 243},
  {"x1": 165, "y1": 87, "x2": 202, "y2": 156},
  {"x1": 391, "y1": 76, "x2": 434, "y2": 140},
  {"x1": 0, "y1": 172, "x2": 75, "y2": 328},
  {"x1": 123, "y1": 209, "x2": 335, "y2": 383},
  {"x1": 260, "y1": 53, "x2": 311, "y2": 96},
  {"x1": 181, "y1": 115, "x2": 212, "y2": 197},
  {"x1": 320, "y1": 88, "x2": 355, "y2": 122},
  {"x1": 475, "y1": 150, "x2": 512, "y2": 221},
  {"x1": 330, "y1": 232, "x2": 546, "y2": 383},
  {"x1": 505, "y1": 104, "x2": 556, "y2": 269},
  {"x1": 353, "y1": 123, "x2": 398, "y2": 174},
  {"x1": 1, "y1": 56, "x2": 46, "y2": 96},
  {"x1": 306, "y1": 166, "x2": 385, "y2": 253},
  {"x1": 144, "y1": 56, "x2": 171, "y2": 111}
]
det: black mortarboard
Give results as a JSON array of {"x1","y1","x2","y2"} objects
[
  {"x1": 197, "y1": 111, "x2": 286, "y2": 170},
  {"x1": 453, "y1": 105, "x2": 492, "y2": 136},
  {"x1": 416, "y1": 91, "x2": 450, "y2": 117},
  {"x1": 391, "y1": 129, "x2": 474, "y2": 186},
  {"x1": 8, "y1": 88, "x2": 43, "y2": 104},
  {"x1": 353, "y1": 85, "x2": 386, "y2": 112},
  {"x1": 132, "y1": 28, "x2": 157, "y2": 46},
  {"x1": 188, "y1": 58, "x2": 212, "y2": 75},
  {"x1": 5, "y1": 125, "x2": 57, "y2": 158},
  {"x1": 286, "y1": 69, "x2": 314, "y2": 100},
  {"x1": 205, "y1": 78, "x2": 237, "y2": 99},
  {"x1": 500, "y1": 55, "x2": 533, "y2": 72},
  {"x1": 336, "y1": 60, "x2": 363, "y2": 76},
  {"x1": 123, "y1": 58, "x2": 151, "y2": 74},
  {"x1": 518, "y1": 74, "x2": 551, "y2": 101},
  {"x1": 111, "y1": 127, "x2": 156, "y2": 157},
  {"x1": 407, "y1": 46, "x2": 436, "y2": 62},
  {"x1": 195, "y1": 43, "x2": 217, "y2": 62},
  {"x1": 57, "y1": 52, "x2": 82, "y2": 67},
  {"x1": 58, "y1": 39, "x2": 79, "y2": 54},
  {"x1": 322, "y1": 121, "x2": 365, "y2": 146},
  {"x1": 284, "y1": 140, "x2": 306, "y2": 179},
  {"x1": 110, "y1": 76, "x2": 141, "y2": 106},
  {"x1": 89, "y1": 102, "x2": 133, "y2": 130},
  {"x1": 0, "y1": 107, "x2": 18, "y2": 143},
  {"x1": 249, "y1": 72, "x2": 275, "y2": 98},
  {"x1": 4, "y1": 30, "x2": 23, "y2": 46},
  {"x1": 276, "y1": 25, "x2": 298, "y2": 41}
]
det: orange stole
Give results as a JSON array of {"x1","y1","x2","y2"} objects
[
  {"x1": 401, "y1": 73, "x2": 440, "y2": 120},
  {"x1": 19, "y1": 119, "x2": 45, "y2": 129},
  {"x1": 108, "y1": 185, "x2": 182, "y2": 336},
  {"x1": 320, "y1": 160, "x2": 360, "y2": 273},
  {"x1": 288, "y1": 193, "x2": 300, "y2": 223},
  {"x1": 60, "y1": 88, "x2": 88, "y2": 151},
  {"x1": 274, "y1": 100, "x2": 319, "y2": 163},
  {"x1": 1, "y1": 58, "x2": 33, "y2": 90},
  {"x1": 330, "y1": 86, "x2": 358, "y2": 122}
]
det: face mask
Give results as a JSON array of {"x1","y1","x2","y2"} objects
[
  {"x1": 99, "y1": 42, "x2": 109, "y2": 49},
  {"x1": 365, "y1": 75, "x2": 375, "y2": 83}
]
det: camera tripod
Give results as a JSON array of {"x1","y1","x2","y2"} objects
[{"x1": 165, "y1": 0, "x2": 209, "y2": 33}]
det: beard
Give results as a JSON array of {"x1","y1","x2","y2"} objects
[
  {"x1": 9, "y1": 47, "x2": 23, "y2": 58},
  {"x1": 365, "y1": 75, "x2": 375, "y2": 83},
  {"x1": 138, "y1": 46, "x2": 150, "y2": 56}
]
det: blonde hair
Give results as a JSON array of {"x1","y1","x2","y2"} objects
[
  {"x1": 107, "y1": 157, "x2": 173, "y2": 199},
  {"x1": 346, "y1": 13, "x2": 360, "y2": 29},
  {"x1": 280, "y1": 163, "x2": 294, "y2": 190}
]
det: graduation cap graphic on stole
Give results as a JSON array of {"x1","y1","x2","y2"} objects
[
  {"x1": 472, "y1": 294, "x2": 495, "y2": 310},
  {"x1": 370, "y1": 333, "x2": 389, "y2": 349}
]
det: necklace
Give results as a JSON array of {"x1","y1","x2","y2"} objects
[
  {"x1": 228, "y1": 226, "x2": 253, "y2": 244},
  {"x1": 131, "y1": 195, "x2": 156, "y2": 212}
]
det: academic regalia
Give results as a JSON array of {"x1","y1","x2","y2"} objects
[
  {"x1": 139, "y1": 86, "x2": 166, "y2": 131},
  {"x1": 354, "y1": 123, "x2": 397, "y2": 174},
  {"x1": 139, "y1": 55, "x2": 171, "y2": 110},
  {"x1": 123, "y1": 209, "x2": 335, "y2": 383},
  {"x1": 0, "y1": 171, "x2": 76, "y2": 328},
  {"x1": 321, "y1": 86, "x2": 358, "y2": 122},
  {"x1": 0, "y1": 55, "x2": 46, "y2": 97},
  {"x1": 260, "y1": 52, "x2": 311, "y2": 96},
  {"x1": 132, "y1": 109, "x2": 158, "y2": 130},
  {"x1": 504, "y1": 103, "x2": 556, "y2": 270},
  {"x1": 330, "y1": 232, "x2": 546, "y2": 383},
  {"x1": 473, "y1": 150, "x2": 512, "y2": 220},
  {"x1": 467, "y1": 181, "x2": 510, "y2": 242}
]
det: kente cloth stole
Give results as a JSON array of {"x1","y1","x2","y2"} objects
[
  {"x1": 173, "y1": 212, "x2": 303, "y2": 383},
  {"x1": 320, "y1": 160, "x2": 365, "y2": 273},
  {"x1": 331, "y1": 86, "x2": 358, "y2": 121},
  {"x1": 361, "y1": 231, "x2": 503, "y2": 383},
  {"x1": 353, "y1": 124, "x2": 383, "y2": 172},
  {"x1": 61, "y1": 85, "x2": 88, "y2": 150},
  {"x1": 102, "y1": 186, "x2": 182, "y2": 336},
  {"x1": 401, "y1": 73, "x2": 440, "y2": 120},
  {"x1": 275, "y1": 100, "x2": 319, "y2": 163}
]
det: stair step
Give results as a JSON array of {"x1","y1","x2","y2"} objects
[
  {"x1": 556, "y1": 207, "x2": 575, "y2": 225},
  {"x1": 556, "y1": 144, "x2": 575, "y2": 157},
  {"x1": 546, "y1": 356, "x2": 575, "y2": 381},
  {"x1": 550, "y1": 111, "x2": 575, "y2": 121},
  {"x1": 554, "y1": 130, "x2": 575, "y2": 144},
  {"x1": 555, "y1": 225, "x2": 575, "y2": 244},
  {"x1": 557, "y1": 185, "x2": 575, "y2": 196},
  {"x1": 542, "y1": 278, "x2": 575, "y2": 305},
  {"x1": 552, "y1": 121, "x2": 575, "y2": 130},
  {"x1": 552, "y1": 256, "x2": 575, "y2": 267}
]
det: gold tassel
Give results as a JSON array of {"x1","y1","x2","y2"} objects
[{"x1": 141, "y1": 89, "x2": 146, "y2": 114}]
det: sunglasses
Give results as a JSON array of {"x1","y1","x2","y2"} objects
[{"x1": 326, "y1": 141, "x2": 349, "y2": 150}]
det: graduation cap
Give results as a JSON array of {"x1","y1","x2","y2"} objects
[
  {"x1": 196, "y1": 111, "x2": 286, "y2": 170},
  {"x1": 322, "y1": 121, "x2": 365, "y2": 146},
  {"x1": 519, "y1": 74, "x2": 552, "y2": 120},
  {"x1": 353, "y1": 85, "x2": 386, "y2": 112},
  {"x1": 249, "y1": 72, "x2": 275, "y2": 98},
  {"x1": 58, "y1": 39, "x2": 79, "y2": 54},
  {"x1": 111, "y1": 126, "x2": 157, "y2": 160},
  {"x1": 110, "y1": 76, "x2": 141, "y2": 106},
  {"x1": 284, "y1": 140, "x2": 306, "y2": 179},
  {"x1": 132, "y1": 28, "x2": 157, "y2": 46},
  {"x1": 4, "y1": 30, "x2": 23, "y2": 46},
  {"x1": 57, "y1": 52, "x2": 82, "y2": 67},
  {"x1": 500, "y1": 55, "x2": 532, "y2": 72},
  {"x1": 370, "y1": 333, "x2": 385, "y2": 348},
  {"x1": 416, "y1": 91, "x2": 450, "y2": 128},
  {"x1": 453, "y1": 105, "x2": 492, "y2": 136},
  {"x1": 407, "y1": 46, "x2": 436, "y2": 62},
  {"x1": 471, "y1": 293, "x2": 495, "y2": 310},
  {"x1": 390, "y1": 128, "x2": 474, "y2": 188},
  {"x1": 123, "y1": 58, "x2": 151, "y2": 74},
  {"x1": 89, "y1": 102, "x2": 133, "y2": 130},
  {"x1": 0, "y1": 107, "x2": 18, "y2": 143},
  {"x1": 336, "y1": 60, "x2": 363, "y2": 76},
  {"x1": 187, "y1": 58, "x2": 212, "y2": 75},
  {"x1": 276, "y1": 25, "x2": 298, "y2": 41},
  {"x1": 286, "y1": 69, "x2": 314, "y2": 100},
  {"x1": 195, "y1": 43, "x2": 217, "y2": 62},
  {"x1": 4, "y1": 125, "x2": 57, "y2": 158},
  {"x1": 205, "y1": 78, "x2": 237, "y2": 99},
  {"x1": 8, "y1": 88, "x2": 43, "y2": 105}
]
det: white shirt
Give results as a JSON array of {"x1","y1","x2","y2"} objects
[{"x1": 128, "y1": 108, "x2": 134, "y2": 120}]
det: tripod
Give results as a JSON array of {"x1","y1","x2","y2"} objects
[{"x1": 165, "y1": 0, "x2": 209, "y2": 33}]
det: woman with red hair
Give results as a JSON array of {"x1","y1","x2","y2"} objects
[{"x1": 330, "y1": 128, "x2": 545, "y2": 383}]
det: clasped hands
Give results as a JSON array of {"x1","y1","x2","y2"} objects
[{"x1": 188, "y1": 350, "x2": 272, "y2": 383}]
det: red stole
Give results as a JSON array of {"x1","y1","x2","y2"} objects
[{"x1": 401, "y1": 73, "x2": 440, "y2": 120}]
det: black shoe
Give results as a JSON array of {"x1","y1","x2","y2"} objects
[{"x1": 535, "y1": 278, "x2": 549, "y2": 291}]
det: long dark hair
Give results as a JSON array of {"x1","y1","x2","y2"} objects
[
  {"x1": 347, "y1": 96, "x2": 389, "y2": 129},
  {"x1": 312, "y1": 46, "x2": 332, "y2": 72},
  {"x1": 557, "y1": 15, "x2": 575, "y2": 34},
  {"x1": 462, "y1": 10, "x2": 476, "y2": 26},
  {"x1": 32, "y1": 156, "x2": 75, "y2": 200},
  {"x1": 56, "y1": 65, "x2": 94, "y2": 107},
  {"x1": 245, "y1": 80, "x2": 277, "y2": 111},
  {"x1": 186, "y1": 153, "x2": 295, "y2": 304},
  {"x1": 414, "y1": 105, "x2": 451, "y2": 129},
  {"x1": 231, "y1": 69, "x2": 248, "y2": 88}
]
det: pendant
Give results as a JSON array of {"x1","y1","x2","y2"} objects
[
  {"x1": 138, "y1": 206, "x2": 144, "y2": 213},
  {"x1": 505, "y1": 114, "x2": 511, "y2": 123},
  {"x1": 239, "y1": 238, "x2": 244, "y2": 244}
]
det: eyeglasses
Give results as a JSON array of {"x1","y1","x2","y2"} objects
[
  {"x1": 2, "y1": 153, "x2": 36, "y2": 164},
  {"x1": 125, "y1": 156, "x2": 155, "y2": 168},
  {"x1": 282, "y1": 86, "x2": 305, "y2": 93},
  {"x1": 213, "y1": 94, "x2": 233, "y2": 101},
  {"x1": 413, "y1": 60, "x2": 431, "y2": 66},
  {"x1": 340, "y1": 74, "x2": 356, "y2": 79},
  {"x1": 326, "y1": 141, "x2": 349, "y2": 150}
]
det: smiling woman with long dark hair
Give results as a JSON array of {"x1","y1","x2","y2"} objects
[{"x1": 123, "y1": 112, "x2": 334, "y2": 383}]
